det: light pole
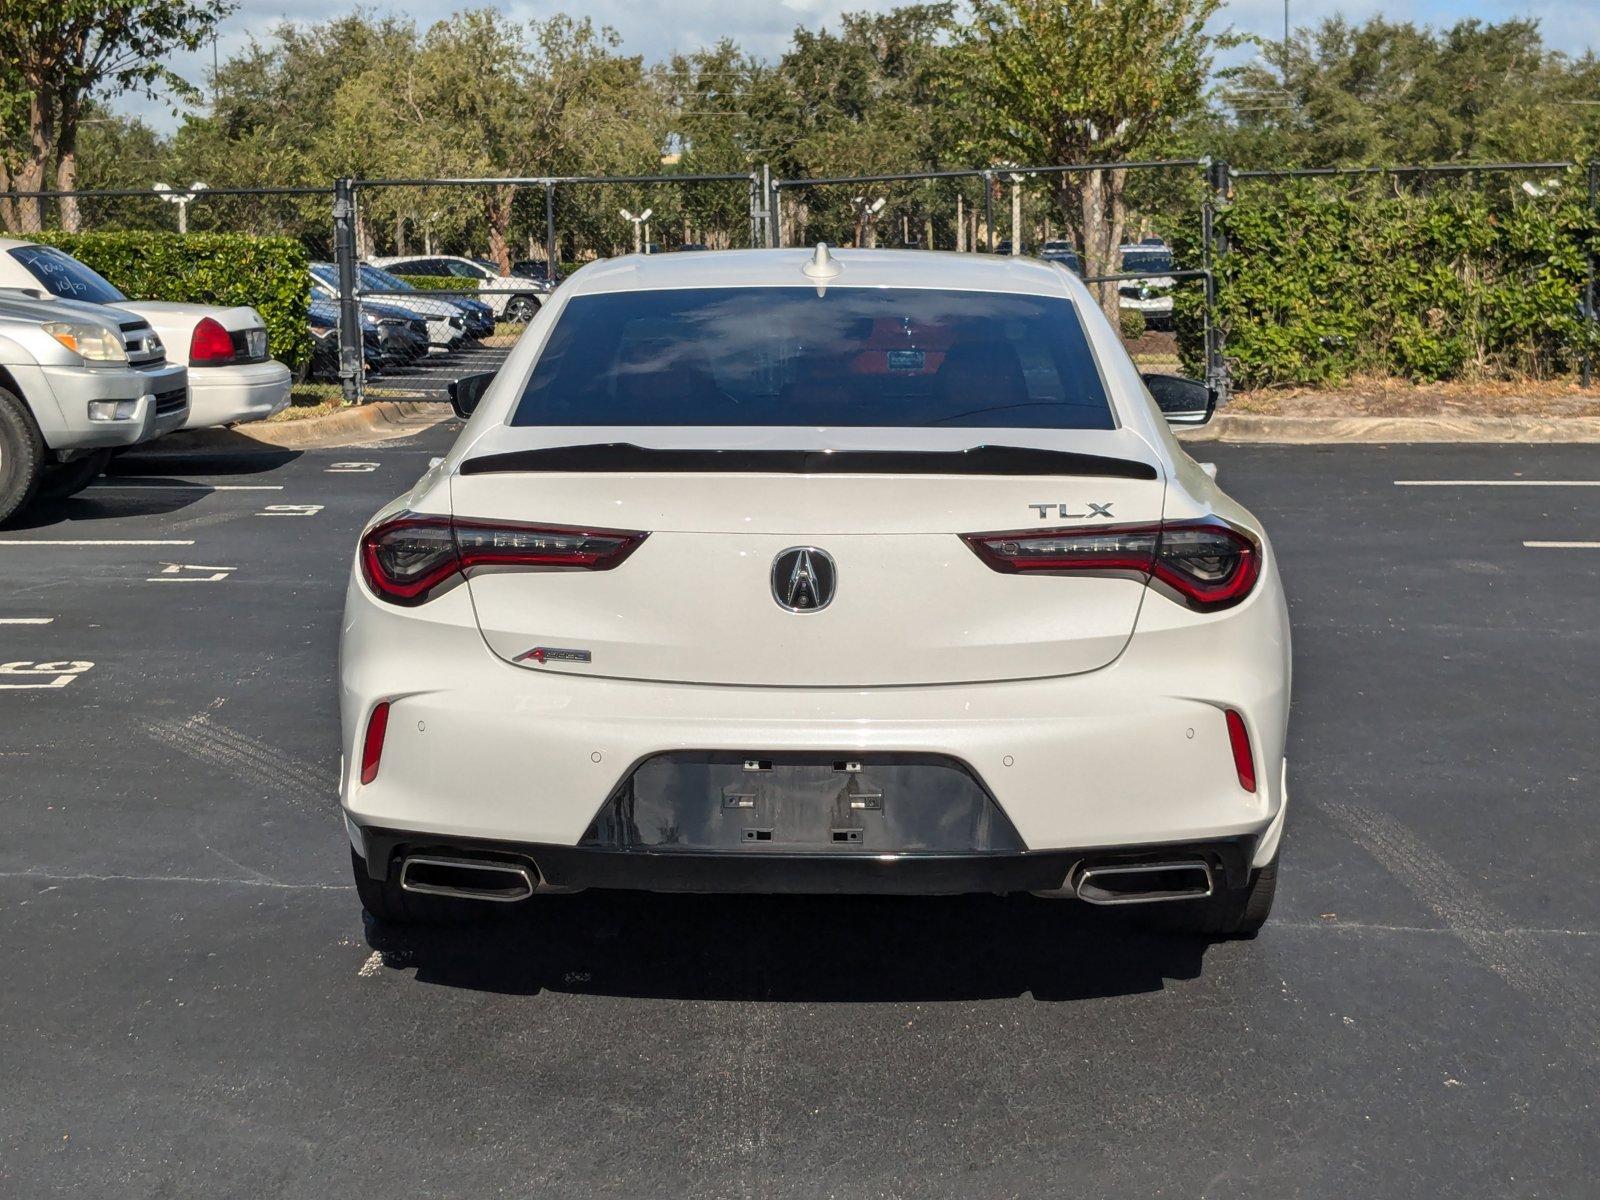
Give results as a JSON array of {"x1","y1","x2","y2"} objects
[
  {"x1": 153, "y1": 181, "x2": 208, "y2": 234},
  {"x1": 620, "y1": 207, "x2": 653, "y2": 254},
  {"x1": 1008, "y1": 172, "x2": 1025, "y2": 255},
  {"x1": 851, "y1": 195, "x2": 885, "y2": 247}
]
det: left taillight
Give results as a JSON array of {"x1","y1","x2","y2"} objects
[
  {"x1": 189, "y1": 316, "x2": 236, "y2": 364},
  {"x1": 359, "y1": 513, "x2": 648, "y2": 606},
  {"x1": 962, "y1": 517, "x2": 1261, "y2": 612}
]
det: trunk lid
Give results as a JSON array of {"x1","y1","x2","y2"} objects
[{"x1": 452, "y1": 427, "x2": 1165, "y2": 687}]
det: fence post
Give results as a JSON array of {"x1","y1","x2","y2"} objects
[
  {"x1": 1584, "y1": 159, "x2": 1597, "y2": 389},
  {"x1": 982, "y1": 170, "x2": 994, "y2": 252},
  {"x1": 770, "y1": 175, "x2": 783, "y2": 248},
  {"x1": 332, "y1": 177, "x2": 364, "y2": 406},
  {"x1": 544, "y1": 182, "x2": 557, "y2": 275},
  {"x1": 1203, "y1": 158, "x2": 1231, "y2": 405}
]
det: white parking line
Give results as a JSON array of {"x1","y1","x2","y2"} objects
[
  {"x1": 147, "y1": 563, "x2": 236, "y2": 582},
  {"x1": 0, "y1": 617, "x2": 53, "y2": 624},
  {"x1": 0, "y1": 539, "x2": 195, "y2": 546},
  {"x1": 1524, "y1": 541, "x2": 1600, "y2": 549},
  {"x1": 87, "y1": 483, "x2": 284, "y2": 491},
  {"x1": 1395, "y1": 480, "x2": 1600, "y2": 487}
]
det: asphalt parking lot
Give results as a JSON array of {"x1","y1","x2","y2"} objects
[
  {"x1": 381, "y1": 341, "x2": 511, "y2": 400},
  {"x1": 2, "y1": 434, "x2": 1597, "y2": 1197}
]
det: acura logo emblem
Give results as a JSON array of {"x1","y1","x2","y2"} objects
[{"x1": 772, "y1": 546, "x2": 836, "y2": 612}]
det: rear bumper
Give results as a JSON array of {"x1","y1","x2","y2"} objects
[
  {"x1": 350, "y1": 823, "x2": 1257, "y2": 896},
  {"x1": 339, "y1": 557, "x2": 1292, "y2": 870},
  {"x1": 182, "y1": 360, "x2": 292, "y2": 428}
]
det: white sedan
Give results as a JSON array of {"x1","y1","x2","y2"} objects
[
  {"x1": 339, "y1": 246, "x2": 1291, "y2": 938},
  {"x1": 0, "y1": 239, "x2": 291, "y2": 428},
  {"x1": 368, "y1": 254, "x2": 548, "y2": 322}
]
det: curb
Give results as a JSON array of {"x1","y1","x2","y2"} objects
[
  {"x1": 145, "y1": 400, "x2": 455, "y2": 453},
  {"x1": 1178, "y1": 413, "x2": 1600, "y2": 444}
]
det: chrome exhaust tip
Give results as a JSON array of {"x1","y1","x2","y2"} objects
[
  {"x1": 1073, "y1": 860, "x2": 1214, "y2": 906},
  {"x1": 399, "y1": 855, "x2": 536, "y2": 903}
]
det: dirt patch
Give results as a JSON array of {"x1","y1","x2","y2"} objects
[{"x1": 1230, "y1": 377, "x2": 1600, "y2": 419}]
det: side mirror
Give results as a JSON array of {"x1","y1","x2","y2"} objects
[
  {"x1": 1142, "y1": 373, "x2": 1216, "y2": 427},
  {"x1": 447, "y1": 370, "x2": 496, "y2": 420}
]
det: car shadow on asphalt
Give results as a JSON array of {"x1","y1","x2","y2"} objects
[
  {"x1": 3, "y1": 487, "x2": 212, "y2": 528},
  {"x1": 110, "y1": 443, "x2": 303, "y2": 477},
  {"x1": 363, "y1": 891, "x2": 1213, "y2": 1003}
]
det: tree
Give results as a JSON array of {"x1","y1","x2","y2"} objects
[
  {"x1": 754, "y1": 5, "x2": 959, "y2": 246},
  {"x1": 956, "y1": 0, "x2": 1222, "y2": 320},
  {"x1": 0, "y1": 0, "x2": 230, "y2": 230},
  {"x1": 1210, "y1": 17, "x2": 1600, "y2": 168},
  {"x1": 333, "y1": 12, "x2": 663, "y2": 268}
]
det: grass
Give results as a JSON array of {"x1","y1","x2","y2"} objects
[
  {"x1": 270, "y1": 382, "x2": 436, "y2": 422},
  {"x1": 1227, "y1": 376, "x2": 1600, "y2": 418}
]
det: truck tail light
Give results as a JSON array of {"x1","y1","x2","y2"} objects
[
  {"x1": 359, "y1": 513, "x2": 648, "y2": 606},
  {"x1": 961, "y1": 518, "x2": 1260, "y2": 612}
]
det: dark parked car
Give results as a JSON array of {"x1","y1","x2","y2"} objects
[
  {"x1": 307, "y1": 297, "x2": 380, "y2": 381},
  {"x1": 1037, "y1": 241, "x2": 1083, "y2": 275}
]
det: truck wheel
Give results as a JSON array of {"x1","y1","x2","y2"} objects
[
  {"x1": 1136, "y1": 851, "x2": 1278, "y2": 939},
  {"x1": 36, "y1": 448, "x2": 113, "y2": 501},
  {"x1": 0, "y1": 386, "x2": 46, "y2": 525}
]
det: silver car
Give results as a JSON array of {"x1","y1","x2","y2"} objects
[{"x1": 0, "y1": 290, "x2": 188, "y2": 521}]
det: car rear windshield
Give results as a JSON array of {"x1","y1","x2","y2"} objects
[
  {"x1": 9, "y1": 246, "x2": 127, "y2": 304},
  {"x1": 510, "y1": 286, "x2": 1113, "y2": 429}
]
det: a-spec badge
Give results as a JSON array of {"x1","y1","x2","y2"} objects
[{"x1": 514, "y1": 646, "x2": 592, "y2": 666}]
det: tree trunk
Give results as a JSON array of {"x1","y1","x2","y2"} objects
[
  {"x1": 55, "y1": 88, "x2": 82, "y2": 232},
  {"x1": 16, "y1": 90, "x2": 55, "y2": 232},
  {"x1": 485, "y1": 185, "x2": 513, "y2": 273},
  {"x1": 394, "y1": 212, "x2": 407, "y2": 256},
  {"x1": 0, "y1": 161, "x2": 18, "y2": 233},
  {"x1": 956, "y1": 194, "x2": 964, "y2": 252},
  {"x1": 1073, "y1": 168, "x2": 1122, "y2": 327}
]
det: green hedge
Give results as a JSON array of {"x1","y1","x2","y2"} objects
[
  {"x1": 391, "y1": 274, "x2": 470, "y2": 293},
  {"x1": 27, "y1": 231, "x2": 312, "y2": 368},
  {"x1": 1174, "y1": 179, "x2": 1598, "y2": 388}
]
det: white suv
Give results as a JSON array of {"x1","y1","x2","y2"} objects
[{"x1": 338, "y1": 247, "x2": 1291, "y2": 938}]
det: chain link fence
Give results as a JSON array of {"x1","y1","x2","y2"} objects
[
  {"x1": 767, "y1": 160, "x2": 1223, "y2": 387},
  {"x1": 2, "y1": 160, "x2": 1595, "y2": 408}
]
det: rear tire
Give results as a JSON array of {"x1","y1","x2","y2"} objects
[
  {"x1": 36, "y1": 448, "x2": 113, "y2": 501},
  {"x1": 1136, "y1": 852, "x2": 1278, "y2": 938},
  {"x1": 0, "y1": 386, "x2": 46, "y2": 525},
  {"x1": 350, "y1": 848, "x2": 496, "y2": 926}
]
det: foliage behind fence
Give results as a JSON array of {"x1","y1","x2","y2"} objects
[
  {"x1": 26, "y1": 230, "x2": 314, "y2": 369},
  {"x1": 1175, "y1": 174, "x2": 1598, "y2": 388}
]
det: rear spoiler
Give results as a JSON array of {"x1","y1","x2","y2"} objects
[{"x1": 460, "y1": 443, "x2": 1158, "y2": 480}]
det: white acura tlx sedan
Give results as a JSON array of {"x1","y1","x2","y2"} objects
[{"x1": 339, "y1": 246, "x2": 1292, "y2": 937}]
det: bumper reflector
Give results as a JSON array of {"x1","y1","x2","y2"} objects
[
  {"x1": 361, "y1": 701, "x2": 390, "y2": 785},
  {"x1": 1225, "y1": 709, "x2": 1256, "y2": 793}
]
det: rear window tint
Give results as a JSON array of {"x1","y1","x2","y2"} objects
[{"x1": 509, "y1": 286, "x2": 1113, "y2": 429}]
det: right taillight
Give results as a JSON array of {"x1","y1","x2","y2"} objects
[
  {"x1": 359, "y1": 513, "x2": 648, "y2": 606},
  {"x1": 962, "y1": 517, "x2": 1260, "y2": 612}
]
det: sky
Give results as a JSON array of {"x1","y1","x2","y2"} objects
[{"x1": 125, "y1": 0, "x2": 1600, "y2": 133}]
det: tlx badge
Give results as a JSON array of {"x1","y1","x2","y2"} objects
[{"x1": 1029, "y1": 502, "x2": 1115, "y2": 520}]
